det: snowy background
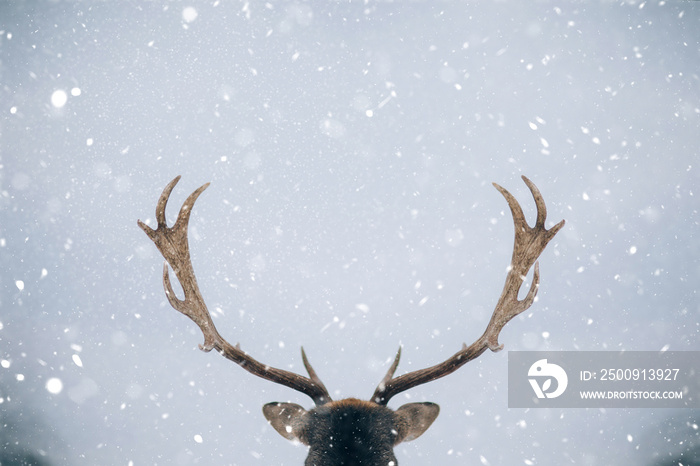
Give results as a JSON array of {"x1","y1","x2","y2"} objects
[{"x1": 1, "y1": 1, "x2": 699, "y2": 465}]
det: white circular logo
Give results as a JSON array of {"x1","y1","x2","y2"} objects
[{"x1": 528, "y1": 359, "x2": 568, "y2": 399}]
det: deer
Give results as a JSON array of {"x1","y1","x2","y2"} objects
[{"x1": 138, "y1": 175, "x2": 564, "y2": 465}]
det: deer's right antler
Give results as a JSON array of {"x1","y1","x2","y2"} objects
[
  {"x1": 138, "y1": 176, "x2": 331, "y2": 405},
  {"x1": 371, "y1": 175, "x2": 565, "y2": 405}
]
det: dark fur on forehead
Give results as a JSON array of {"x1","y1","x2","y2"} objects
[{"x1": 303, "y1": 399, "x2": 399, "y2": 466}]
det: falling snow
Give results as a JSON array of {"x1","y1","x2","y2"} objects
[
  {"x1": 45, "y1": 378, "x2": 63, "y2": 395},
  {"x1": 50, "y1": 89, "x2": 68, "y2": 108}
]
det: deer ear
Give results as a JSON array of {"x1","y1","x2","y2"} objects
[
  {"x1": 262, "y1": 402, "x2": 310, "y2": 444},
  {"x1": 392, "y1": 402, "x2": 440, "y2": 444}
]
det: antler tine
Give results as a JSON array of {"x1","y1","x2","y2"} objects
[
  {"x1": 139, "y1": 177, "x2": 332, "y2": 406},
  {"x1": 492, "y1": 181, "x2": 527, "y2": 233},
  {"x1": 301, "y1": 347, "x2": 330, "y2": 398},
  {"x1": 173, "y1": 181, "x2": 211, "y2": 233},
  {"x1": 372, "y1": 347, "x2": 402, "y2": 403},
  {"x1": 156, "y1": 175, "x2": 181, "y2": 228},
  {"x1": 371, "y1": 177, "x2": 563, "y2": 405},
  {"x1": 161, "y1": 261, "x2": 219, "y2": 352},
  {"x1": 522, "y1": 175, "x2": 547, "y2": 228}
]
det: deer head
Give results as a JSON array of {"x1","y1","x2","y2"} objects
[{"x1": 138, "y1": 175, "x2": 564, "y2": 465}]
